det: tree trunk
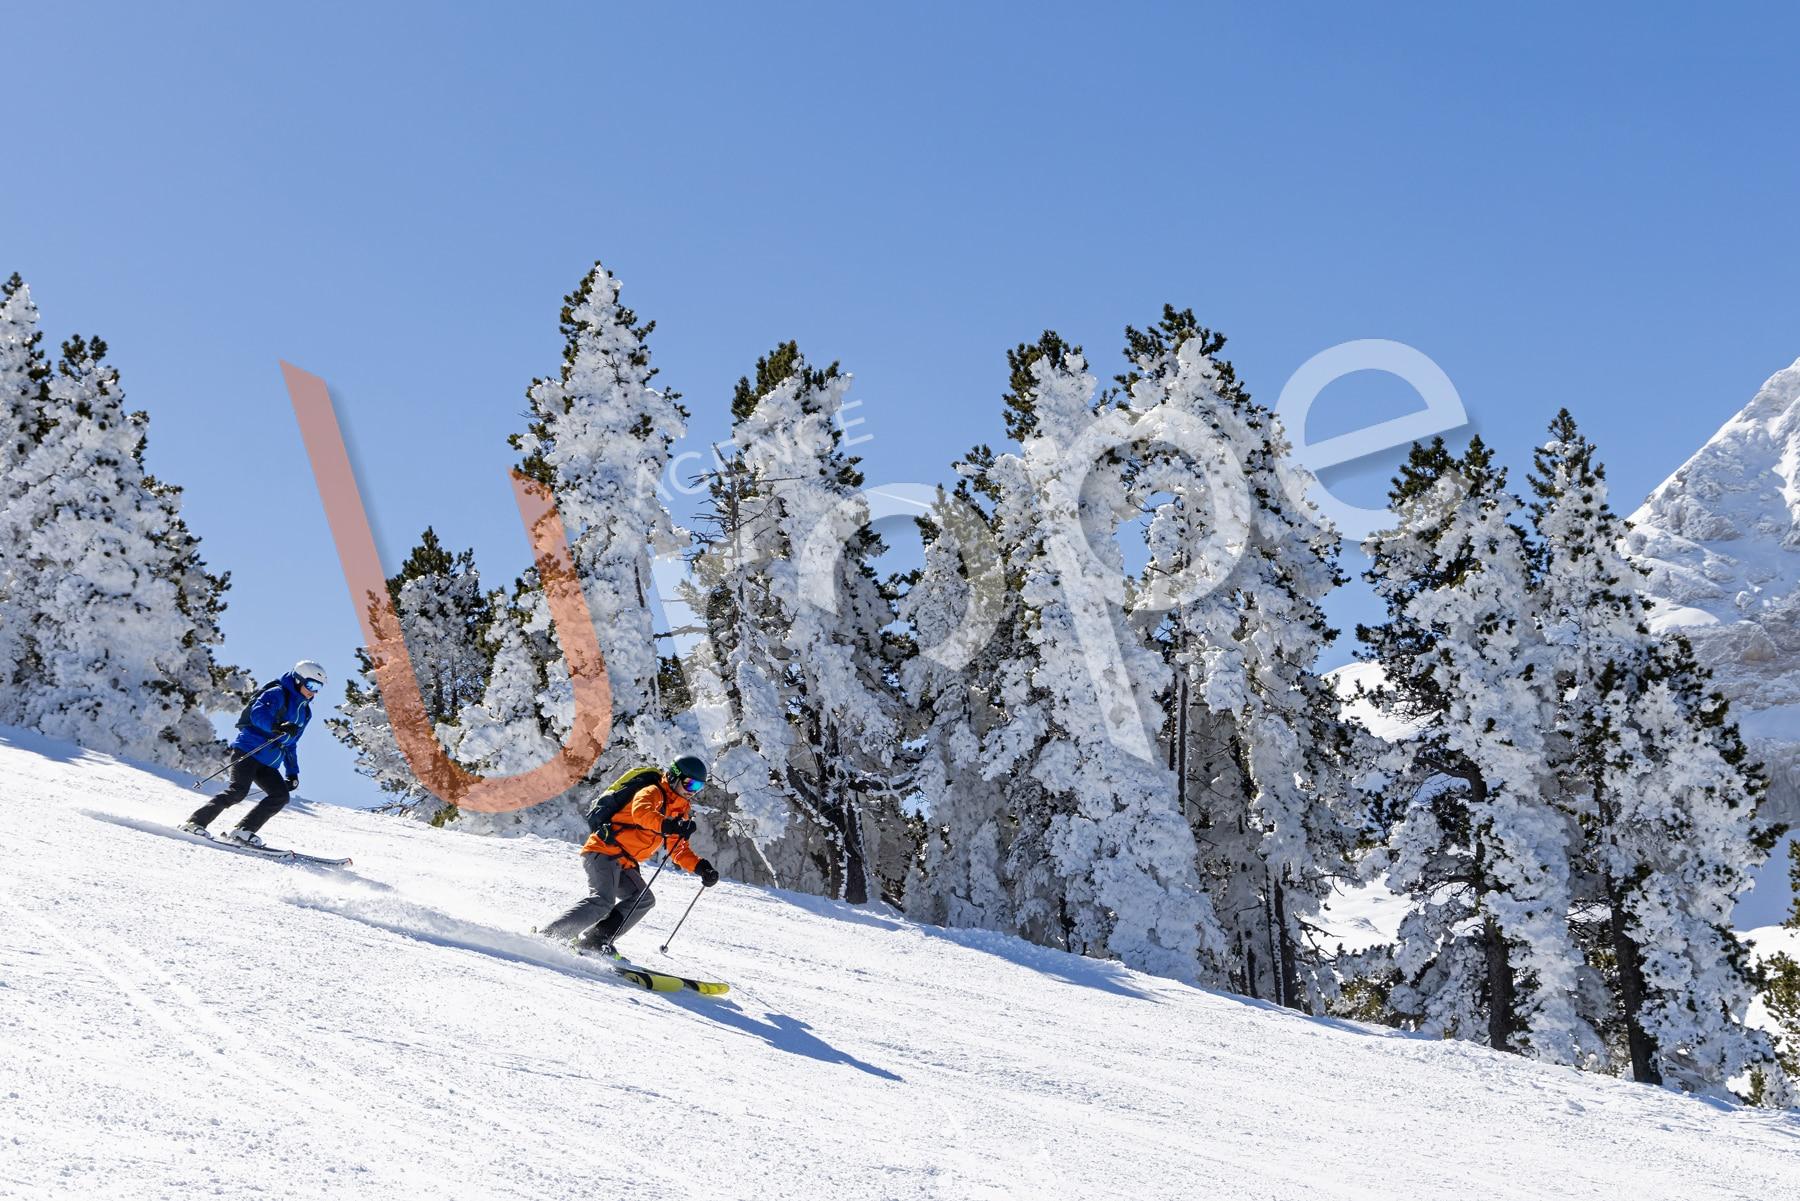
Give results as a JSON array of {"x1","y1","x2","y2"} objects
[
  {"x1": 824, "y1": 725, "x2": 870, "y2": 906},
  {"x1": 841, "y1": 802, "x2": 870, "y2": 905},
  {"x1": 1607, "y1": 874, "x2": 1661, "y2": 1084},
  {"x1": 1484, "y1": 912, "x2": 1514, "y2": 1053},
  {"x1": 1273, "y1": 881, "x2": 1302, "y2": 1011},
  {"x1": 1174, "y1": 654, "x2": 1191, "y2": 820}
]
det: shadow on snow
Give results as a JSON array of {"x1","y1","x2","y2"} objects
[{"x1": 283, "y1": 892, "x2": 904, "y2": 1083}]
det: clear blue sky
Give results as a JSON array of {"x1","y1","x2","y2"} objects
[{"x1": 7, "y1": 3, "x2": 1800, "y2": 839}]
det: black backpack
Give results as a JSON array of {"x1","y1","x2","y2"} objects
[
  {"x1": 584, "y1": 765, "x2": 664, "y2": 835},
  {"x1": 235, "y1": 679, "x2": 290, "y2": 734}
]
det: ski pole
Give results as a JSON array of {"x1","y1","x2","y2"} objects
[
  {"x1": 659, "y1": 884, "x2": 705, "y2": 954},
  {"x1": 191, "y1": 732, "x2": 283, "y2": 789},
  {"x1": 613, "y1": 851, "x2": 668, "y2": 939}
]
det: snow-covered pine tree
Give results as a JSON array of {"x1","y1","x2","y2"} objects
[
  {"x1": 0, "y1": 273, "x2": 52, "y2": 711},
  {"x1": 897, "y1": 474, "x2": 1024, "y2": 931},
  {"x1": 972, "y1": 332, "x2": 1213, "y2": 980},
  {"x1": 1614, "y1": 641, "x2": 1791, "y2": 1100},
  {"x1": 441, "y1": 599, "x2": 578, "y2": 837},
  {"x1": 680, "y1": 442, "x2": 805, "y2": 885},
  {"x1": 1359, "y1": 436, "x2": 1599, "y2": 1065},
  {"x1": 1531, "y1": 410, "x2": 1788, "y2": 1097},
  {"x1": 1119, "y1": 306, "x2": 1357, "y2": 1010},
  {"x1": 1528, "y1": 410, "x2": 1663, "y2": 1079},
  {"x1": 1754, "y1": 845, "x2": 1800, "y2": 1098},
  {"x1": 0, "y1": 334, "x2": 235, "y2": 767},
  {"x1": 462, "y1": 262, "x2": 687, "y2": 837},
  {"x1": 684, "y1": 343, "x2": 902, "y2": 904},
  {"x1": 328, "y1": 527, "x2": 495, "y2": 819},
  {"x1": 0, "y1": 274, "x2": 48, "y2": 489}
]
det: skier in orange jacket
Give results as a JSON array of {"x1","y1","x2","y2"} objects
[{"x1": 542, "y1": 755, "x2": 719, "y2": 956}]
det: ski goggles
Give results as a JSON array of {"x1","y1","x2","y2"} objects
[
  {"x1": 300, "y1": 677, "x2": 325, "y2": 693},
  {"x1": 674, "y1": 774, "x2": 705, "y2": 794}
]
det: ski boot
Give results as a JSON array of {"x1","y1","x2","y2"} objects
[{"x1": 573, "y1": 935, "x2": 620, "y2": 960}]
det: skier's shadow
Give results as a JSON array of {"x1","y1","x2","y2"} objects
[{"x1": 668, "y1": 994, "x2": 902, "y2": 1082}]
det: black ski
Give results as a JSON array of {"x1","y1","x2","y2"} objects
[{"x1": 178, "y1": 824, "x2": 352, "y2": 867}]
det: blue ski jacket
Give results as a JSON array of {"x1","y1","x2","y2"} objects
[{"x1": 233, "y1": 673, "x2": 312, "y2": 777}]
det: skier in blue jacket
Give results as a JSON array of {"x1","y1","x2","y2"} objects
[{"x1": 183, "y1": 660, "x2": 326, "y2": 847}]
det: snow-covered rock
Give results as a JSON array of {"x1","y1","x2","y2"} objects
[{"x1": 1626, "y1": 358, "x2": 1800, "y2": 826}]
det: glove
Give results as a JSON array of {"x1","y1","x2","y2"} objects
[
  {"x1": 272, "y1": 721, "x2": 300, "y2": 738},
  {"x1": 696, "y1": 859, "x2": 719, "y2": 888},
  {"x1": 285, "y1": 775, "x2": 300, "y2": 791},
  {"x1": 661, "y1": 816, "x2": 697, "y2": 838}
]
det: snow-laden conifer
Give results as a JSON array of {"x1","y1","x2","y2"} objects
[
  {"x1": 1120, "y1": 307, "x2": 1356, "y2": 1008},
  {"x1": 510, "y1": 262, "x2": 686, "y2": 761},
  {"x1": 685, "y1": 343, "x2": 901, "y2": 903},
  {"x1": 1531, "y1": 410, "x2": 1788, "y2": 1097},
  {"x1": 328, "y1": 528, "x2": 495, "y2": 819},
  {"x1": 1360, "y1": 437, "x2": 1598, "y2": 1065},
  {"x1": 438, "y1": 608, "x2": 583, "y2": 837},
  {"x1": 898, "y1": 478, "x2": 1022, "y2": 930},
  {"x1": 440, "y1": 263, "x2": 687, "y2": 839},
  {"x1": 0, "y1": 274, "x2": 51, "y2": 708},
  {"x1": 0, "y1": 335, "x2": 233, "y2": 767},
  {"x1": 972, "y1": 333, "x2": 1213, "y2": 980}
]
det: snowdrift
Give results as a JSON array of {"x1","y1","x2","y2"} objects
[{"x1": 2, "y1": 728, "x2": 1795, "y2": 1201}]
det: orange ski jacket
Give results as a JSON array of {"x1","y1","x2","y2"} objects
[{"x1": 581, "y1": 778, "x2": 702, "y2": 872}]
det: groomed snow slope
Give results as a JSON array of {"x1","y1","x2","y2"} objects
[{"x1": 3, "y1": 730, "x2": 1796, "y2": 1201}]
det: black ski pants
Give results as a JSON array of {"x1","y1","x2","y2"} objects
[
  {"x1": 187, "y1": 755, "x2": 292, "y2": 834},
  {"x1": 541, "y1": 853, "x2": 654, "y2": 946}
]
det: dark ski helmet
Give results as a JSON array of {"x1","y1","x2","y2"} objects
[{"x1": 668, "y1": 755, "x2": 708, "y2": 790}]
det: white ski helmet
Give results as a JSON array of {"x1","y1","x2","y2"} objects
[{"x1": 294, "y1": 660, "x2": 328, "y2": 689}]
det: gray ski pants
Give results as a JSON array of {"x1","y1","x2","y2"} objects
[{"x1": 541, "y1": 853, "x2": 653, "y2": 945}]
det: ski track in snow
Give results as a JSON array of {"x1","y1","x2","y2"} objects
[{"x1": 3, "y1": 728, "x2": 1798, "y2": 1200}]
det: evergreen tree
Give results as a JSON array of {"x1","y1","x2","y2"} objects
[
  {"x1": 1120, "y1": 306, "x2": 1357, "y2": 1009},
  {"x1": 897, "y1": 478, "x2": 1024, "y2": 931},
  {"x1": 1531, "y1": 411, "x2": 1788, "y2": 1097},
  {"x1": 0, "y1": 273, "x2": 48, "y2": 482},
  {"x1": 511, "y1": 260, "x2": 687, "y2": 756},
  {"x1": 1754, "y1": 844, "x2": 1800, "y2": 1098},
  {"x1": 0, "y1": 273, "x2": 52, "y2": 709},
  {"x1": 437, "y1": 262, "x2": 687, "y2": 839},
  {"x1": 972, "y1": 332, "x2": 1213, "y2": 979},
  {"x1": 1528, "y1": 409, "x2": 1659, "y2": 1075},
  {"x1": 328, "y1": 527, "x2": 495, "y2": 817},
  {"x1": 1359, "y1": 436, "x2": 1599, "y2": 1065},
  {"x1": 443, "y1": 604, "x2": 575, "y2": 836},
  {"x1": 1611, "y1": 641, "x2": 1791, "y2": 1099},
  {"x1": 0, "y1": 334, "x2": 235, "y2": 767},
  {"x1": 684, "y1": 343, "x2": 901, "y2": 903}
]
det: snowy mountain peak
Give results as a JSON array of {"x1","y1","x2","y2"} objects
[
  {"x1": 1626, "y1": 356, "x2": 1800, "y2": 821},
  {"x1": 1631, "y1": 357, "x2": 1800, "y2": 560}
]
